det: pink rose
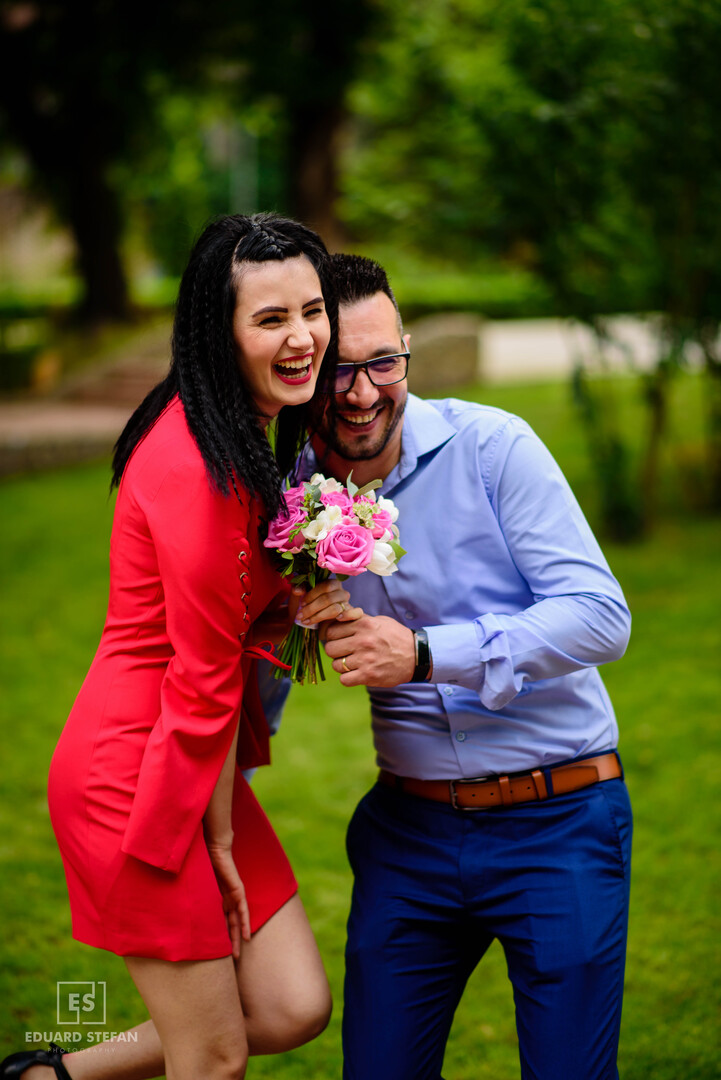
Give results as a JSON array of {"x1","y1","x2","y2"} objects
[
  {"x1": 320, "y1": 490, "x2": 355, "y2": 514},
  {"x1": 263, "y1": 506, "x2": 306, "y2": 553},
  {"x1": 368, "y1": 505, "x2": 394, "y2": 539},
  {"x1": 282, "y1": 483, "x2": 308, "y2": 511},
  {"x1": 316, "y1": 523, "x2": 375, "y2": 576}
]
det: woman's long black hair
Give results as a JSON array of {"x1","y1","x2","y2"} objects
[{"x1": 111, "y1": 213, "x2": 338, "y2": 518}]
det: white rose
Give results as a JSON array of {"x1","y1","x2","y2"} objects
[
  {"x1": 377, "y1": 496, "x2": 399, "y2": 523},
  {"x1": 302, "y1": 504, "x2": 343, "y2": 542},
  {"x1": 367, "y1": 540, "x2": 398, "y2": 577},
  {"x1": 310, "y1": 472, "x2": 344, "y2": 495}
]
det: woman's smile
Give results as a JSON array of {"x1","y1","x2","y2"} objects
[{"x1": 273, "y1": 352, "x2": 315, "y2": 383}]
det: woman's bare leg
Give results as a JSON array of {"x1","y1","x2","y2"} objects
[
  {"x1": 238, "y1": 892, "x2": 332, "y2": 1055},
  {"x1": 50, "y1": 1021, "x2": 163, "y2": 1080},
  {"x1": 122, "y1": 955, "x2": 246, "y2": 1080},
  {"x1": 50, "y1": 894, "x2": 330, "y2": 1078},
  {"x1": 18, "y1": 959, "x2": 242, "y2": 1080}
]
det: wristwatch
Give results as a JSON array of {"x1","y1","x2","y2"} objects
[{"x1": 411, "y1": 628, "x2": 432, "y2": 682}]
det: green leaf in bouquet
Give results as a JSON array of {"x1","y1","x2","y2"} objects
[
  {"x1": 356, "y1": 478, "x2": 383, "y2": 498},
  {"x1": 345, "y1": 471, "x2": 358, "y2": 498},
  {"x1": 389, "y1": 540, "x2": 407, "y2": 561},
  {"x1": 304, "y1": 480, "x2": 323, "y2": 507}
]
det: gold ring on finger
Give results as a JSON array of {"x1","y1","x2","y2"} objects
[{"x1": 340, "y1": 656, "x2": 350, "y2": 673}]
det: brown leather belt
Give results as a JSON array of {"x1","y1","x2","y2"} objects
[{"x1": 378, "y1": 752, "x2": 622, "y2": 811}]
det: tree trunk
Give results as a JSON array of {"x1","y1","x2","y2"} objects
[
  {"x1": 699, "y1": 326, "x2": 721, "y2": 511},
  {"x1": 65, "y1": 158, "x2": 131, "y2": 324},
  {"x1": 639, "y1": 362, "x2": 671, "y2": 529},
  {"x1": 287, "y1": 104, "x2": 347, "y2": 252},
  {"x1": 0, "y1": 23, "x2": 132, "y2": 324}
]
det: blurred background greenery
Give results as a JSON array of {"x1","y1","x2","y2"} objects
[
  {"x1": 1, "y1": 0, "x2": 720, "y2": 1076},
  {"x1": 2, "y1": 0, "x2": 721, "y2": 538}
]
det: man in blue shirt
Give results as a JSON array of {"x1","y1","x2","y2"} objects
[{"x1": 299, "y1": 254, "x2": 633, "y2": 1080}]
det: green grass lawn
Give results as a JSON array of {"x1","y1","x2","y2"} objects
[{"x1": 1, "y1": 372, "x2": 719, "y2": 1078}]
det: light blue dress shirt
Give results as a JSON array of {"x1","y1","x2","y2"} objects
[{"x1": 302, "y1": 394, "x2": 631, "y2": 779}]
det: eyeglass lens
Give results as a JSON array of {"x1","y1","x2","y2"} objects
[{"x1": 334, "y1": 354, "x2": 408, "y2": 393}]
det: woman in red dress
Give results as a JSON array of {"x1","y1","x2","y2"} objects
[{"x1": 2, "y1": 214, "x2": 357, "y2": 1080}]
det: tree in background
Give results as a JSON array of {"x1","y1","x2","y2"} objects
[
  {"x1": 479, "y1": 0, "x2": 721, "y2": 530},
  {"x1": 0, "y1": 0, "x2": 378, "y2": 322},
  {"x1": 622, "y1": 0, "x2": 721, "y2": 513},
  {"x1": 0, "y1": 0, "x2": 241, "y2": 321},
  {"x1": 475, "y1": 0, "x2": 653, "y2": 539},
  {"x1": 341, "y1": 0, "x2": 721, "y2": 535},
  {"x1": 237, "y1": 0, "x2": 380, "y2": 249},
  {"x1": 339, "y1": 0, "x2": 503, "y2": 263}
]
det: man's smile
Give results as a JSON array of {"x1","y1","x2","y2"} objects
[{"x1": 338, "y1": 406, "x2": 384, "y2": 428}]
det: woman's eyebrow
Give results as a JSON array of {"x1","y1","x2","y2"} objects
[
  {"x1": 252, "y1": 304, "x2": 287, "y2": 316},
  {"x1": 251, "y1": 296, "x2": 324, "y2": 317}
]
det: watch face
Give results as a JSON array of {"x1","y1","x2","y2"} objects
[{"x1": 412, "y1": 629, "x2": 431, "y2": 682}]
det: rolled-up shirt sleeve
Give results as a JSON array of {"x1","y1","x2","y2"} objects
[
  {"x1": 426, "y1": 419, "x2": 631, "y2": 708},
  {"x1": 121, "y1": 462, "x2": 251, "y2": 873}
]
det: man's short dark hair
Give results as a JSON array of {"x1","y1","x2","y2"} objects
[{"x1": 330, "y1": 253, "x2": 402, "y2": 331}]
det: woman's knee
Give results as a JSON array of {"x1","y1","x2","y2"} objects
[
  {"x1": 238, "y1": 892, "x2": 332, "y2": 1050},
  {"x1": 285, "y1": 980, "x2": 332, "y2": 1046},
  {"x1": 250, "y1": 978, "x2": 332, "y2": 1054},
  {"x1": 168, "y1": 1034, "x2": 248, "y2": 1080}
]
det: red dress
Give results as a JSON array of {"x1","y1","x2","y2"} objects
[{"x1": 48, "y1": 397, "x2": 297, "y2": 961}]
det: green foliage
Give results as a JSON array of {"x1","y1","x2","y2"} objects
[
  {"x1": 341, "y1": 0, "x2": 720, "y2": 315},
  {"x1": 470, "y1": 0, "x2": 721, "y2": 528},
  {"x1": 571, "y1": 367, "x2": 645, "y2": 541},
  {"x1": 117, "y1": 94, "x2": 283, "y2": 278},
  {"x1": 340, "y1": 0, "x2": 507, "y2": 259},
  {"x1": 375, "y1": 250, "x2": 556, "y2": 319}
]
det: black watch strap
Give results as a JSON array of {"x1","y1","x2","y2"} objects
[{"x1": 411, "y1": 628, "x2": 432, "y2": 682}]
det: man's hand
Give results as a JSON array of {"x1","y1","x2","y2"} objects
[
  {"x1": 323, "y1": 614, "x2": 416, "y2": 687},
  {"x1": 247, "y1": 579, "x2": 361, "y2": 647}
]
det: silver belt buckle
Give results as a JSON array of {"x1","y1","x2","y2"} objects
[{"x1": 449, "y1": 775, "x2": 491, "y2": 811}]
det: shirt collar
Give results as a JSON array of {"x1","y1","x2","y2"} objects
[
  {"x1": 389, "y1": 394, "x2": 456, "y2": 487},
  {"x1": 301, "y1": 393, "x2": 456, "y2": 488}
]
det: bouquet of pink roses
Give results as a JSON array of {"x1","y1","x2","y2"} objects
[{"x1": 263, "y1": 472, "x2": 404, "y2": 683}]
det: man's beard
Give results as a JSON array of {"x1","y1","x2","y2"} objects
[{"x1": 319, "y1": 393, "x2": 406, "y2": 463}]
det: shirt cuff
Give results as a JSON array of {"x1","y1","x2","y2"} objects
[{"x1": 425, "y1": 623, "x2": 483, "y2": 690}]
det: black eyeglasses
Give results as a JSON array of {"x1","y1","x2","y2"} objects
[{"x1": 327, "y1": 352, "x2": 410, "y2": 394}]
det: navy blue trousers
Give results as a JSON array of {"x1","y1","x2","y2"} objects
[{"x1": 343, "y1": 776, "x2": 632, "y2": 1080}]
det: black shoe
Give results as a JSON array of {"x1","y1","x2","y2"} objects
[{"x1": 0, "y1": 1043, "x2": 71, "y2": 1078}]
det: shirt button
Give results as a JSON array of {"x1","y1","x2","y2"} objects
[
  {"x1": 443, "y1": 686, "x2": 454, "y2": 696},
  {"x1": 405, "y1": 610, "x2": 415, "y2": 620},
  {"x1": 456, "y1": 731, "x2": 467, "y2": 742}
]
